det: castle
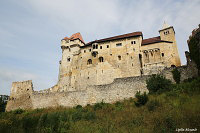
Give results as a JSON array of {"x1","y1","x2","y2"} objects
[
  {"x1": 58, "y1": 22, "x2": 181, "y2": 91},
  {"x1": 6, "y1": 22, "x2": 198, "y2": 111}
]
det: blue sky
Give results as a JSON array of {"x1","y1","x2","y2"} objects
[{"x1": 0, "y1": 0, "x2": 200, "y2": 95}]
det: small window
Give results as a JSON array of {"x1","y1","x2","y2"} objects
[
  {"x1": 96, "y1": 45, "x2": 98, "y2": 49},
  {"x1": 67, "y1": 57, "x2": 71, "y2": 62},
  {"x1": 89, "y1": 49, "x2": 91, "y2": 52},
  {"x1": 93, "y1": 45, "x2": 95, "y2": 49},
  {"x1": 116, "y1": 43, "x2": 122, "y2": 47},
  {"x1": 100, "y1": 46, "x2": 102, "y2": 49},
  {"x1": 118, "y1": 55, "x2": 121, "y2": 60},
  {"x1": 162, "y1": 53, "x2": 164, "y2": 57},
  {"x1": 87, "y1": 59, "x2": 92, "y2": 65},
  {"x1": 84, "y1": 50, "x2": 86, "y2": 53},
  {"x1": 107, "y1": 45, "x2": 109, "y2": 48},
  {"x1": 99, "y1": 57, "x2": 104, "y2": 62},
  {"x1": 131, "y1": 41, "x2": 136, "y2": 44}
]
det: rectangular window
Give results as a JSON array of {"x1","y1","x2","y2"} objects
[
  {"x1": 131, "y1": 41, "x2": 136, "y2": 44},
  {"x1": 116, "y1": 43, "x2": 122, "y2": 47},
  {"x1": 89, "y1": 49, "x2": 91, "y2": 52},
  {"x1": 84, "y1": 50, "x2": 86, "y2": 53},
  {"x1": 100, "y1": 46, "x2": 102, "y2": 49},
  {"x1": 107, "y1": 45, "x2": 109, "y2": 48}
]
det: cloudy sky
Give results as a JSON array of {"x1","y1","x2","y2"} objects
[{"x1": 0, "y1": 0, "x2": 200, "y2": 95}]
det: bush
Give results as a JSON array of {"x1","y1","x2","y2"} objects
[
  {"x1": 147, "y1": 99, "x2": 160, "y2": 111},
  {"x1": 146, "y1": 74, "x2": 172, "y2": 93},
  {"x1": 75, "y1": 105, "x2": 82, "y2": 109},
  {"x1": 0, "y1": 98, "x2": 7, "y2": 112},
  {"x1": 172, "y1": 68, "x2": 181, "y2": 84},
  {"x1": 84, "y1": 111, "x2": 96, "y2": 121},
  {"x1": 134, "y1": 91, "x2": 148, "y2": 107},
  {"x1": 13, "y1": 109, "x2": 24, "y2": 114},
  {"x1": 93, "y1": 101, "x2": 106, "y2": 110}
]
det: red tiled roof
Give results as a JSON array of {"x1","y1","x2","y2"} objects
[
  {"x1": 142, "y1": 36, "x2": 172, "y2": 45},
  {"x1": 82, "y1": 31, "x2": 143, "y2": 47},
  {"x1": 63, "y1": 32, "x2": 85, "y2": 44}
]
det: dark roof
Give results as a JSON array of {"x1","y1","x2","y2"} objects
[
  {"x1": 81, "y1": 31, "x2": 143, "y2": 48},
  {"x1": 142, "y1": 36, "x2": 173, "y2": 46}
]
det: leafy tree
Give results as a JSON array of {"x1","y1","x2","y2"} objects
[
  {"x1": 146, "y1": 74, "x2": 172, "y2": 93},
  {"x1": 172, "y1": 68, "x2": 181, "y2": 84},
  {"x1": 134, "y1": 91, "x2": 148, "y2": 107}
]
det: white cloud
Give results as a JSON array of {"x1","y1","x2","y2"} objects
[{"x1": 1, "y1": 0, "x2": 200, "y2": 95}]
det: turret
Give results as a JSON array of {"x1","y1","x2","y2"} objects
[
  {"x1": 59, "y1": 33, "x2": 85, "y2": 81},
  {"x1": 159, "y1": 21, "x2": 181, "y2": 66}
]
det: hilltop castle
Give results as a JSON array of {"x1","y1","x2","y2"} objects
[
  {"x1": 58, "y1": 22, "x2": 181, "y2": 91},
  {"x1": 7, "y1": 22, "x2": 197, "y2": 111}
]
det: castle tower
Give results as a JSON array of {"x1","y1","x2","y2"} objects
[
  {"x1": 159, "y1": 21, "x2": 181, "y2": 66},
  {"x1": 58, "y1": 33, "x2": 85, "y2": 90}
]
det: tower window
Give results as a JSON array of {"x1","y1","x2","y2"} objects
[
  {"x1": 67, "y1": 57, "x2": 71, "y2": 62},
  {"x1": 87, "y1": 59, "x2": 92, "y2": 65},
  {"x1": 116, "y1": 43, "x2": 122, "y2": 47},
  {"x1": 100, "y1": 46, "x2": 102, "y2": 49},
  {"x1": 162, "y1": 53, "x2": 164, "y2": 57},
  {"x1": 99, "y1": 57, "x2": 104, "y2": 62},
  {"x1": 118, "y1": 55, "x2": 121, "y2": 60},
  {"x1": 107, "y1": 45, "x2": 109, "y2": 48}
]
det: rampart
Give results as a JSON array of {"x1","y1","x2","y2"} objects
[{"x1": 6, "y1": 58, "x2": 198, "y2": 111}]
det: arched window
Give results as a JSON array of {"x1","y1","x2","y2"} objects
[
  {"x1": 99, "y1": 57, "x2": 104, "y2": 62},
  {"x1": 96, "y1": 45, "x2": 98, "y2": 49},
  {"x1": 67, "y1": 57, "x2": 71, "y2": 62},
  {"x1": 93, "y1": 45, "x2": 95, "y2": 49},
  {"x1": 118, "y1": 55, "x2": 121, "y2": 60},
  {"x1": 87, "y1": 59, "x2": 92, "y2": 65}
]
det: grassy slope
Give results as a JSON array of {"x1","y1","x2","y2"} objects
[{"x1": 0, "y1": 77, "x2": 200, "y2": 133}]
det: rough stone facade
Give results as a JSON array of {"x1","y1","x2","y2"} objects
[
  {"x1": 58, "y1": 22, "x2": 181, "y2": 91},
  {"x1": 7, "y1": 22, "x2": 197, "y2": 111}
]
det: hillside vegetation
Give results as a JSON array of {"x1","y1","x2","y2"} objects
[{"x1": 0, "y1": 76, "x2": 200, "y2": 133}]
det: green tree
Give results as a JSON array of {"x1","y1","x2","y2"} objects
[{"x1": 146, "y1": 74, "x2": 172, "y2": 93}]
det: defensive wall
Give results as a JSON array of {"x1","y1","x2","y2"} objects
[{"x1": 6, "y1": 57, "x2": 198, "y2": 111}]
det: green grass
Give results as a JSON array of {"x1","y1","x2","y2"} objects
[{"x1": 0, "y1": 77, "x2": 200, "y2": 133}]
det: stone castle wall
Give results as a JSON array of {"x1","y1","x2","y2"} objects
[{"x1": 6, "y1": 60, "x2": 198, "y2": 111}]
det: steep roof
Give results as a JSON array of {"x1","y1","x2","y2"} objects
[
  {"x1": 81, "y1": 31, "x2": 143, "y2": 48},
  {"x1": 63, "y1": 32, "x2": 85, "y2": 44},
  {"x1": 142, "y1": 36, "x2": 173, "y2": 46}
]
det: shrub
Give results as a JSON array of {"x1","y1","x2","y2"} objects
[
  {"x1": 75, "y1": 105, "x2": 82, "y2": 109},
  {"x1": 84, "y1": 111, "x2": 96, "y2": 121},
  {"x1": 93, "y1": 100, "x2": 106, "y2": 110},
  {"x1": 72, "y1": 111, "x2": 82, "y2": 122},
  {"x1": 0, "y1": 98, "x2": 7, "y2": 112},
  {"x1": 114, "y1": 101, "x2": 124, "y2": 110},
  {"x1": 13, "y1": 109, "x2": 24, "y2": 114},
  {"x1": 134, "y1": 91, "x2": 148, "y2": 107},
  {"x1": 147, "y1": 99, "x2": 160, "y2": 111},
  {"x1": 146, "y1": 74, "x2": 172, "y2": 93},
  {"x1": 172, "y1": 68, "x2": 181, "y2": 84}
]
